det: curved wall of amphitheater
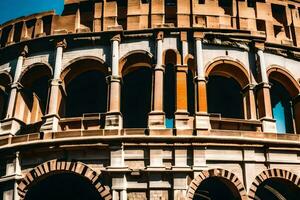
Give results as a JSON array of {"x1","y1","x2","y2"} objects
[{"x1": 1, "y1": 0, "x2": 300, "y2": 199}]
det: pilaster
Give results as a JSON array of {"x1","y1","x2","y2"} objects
[
  {"x1": 148, "y1": 32, "x2": 165, "y2": 130},
  {"x1": 105, "y1": 34, "x2": 123, "y2": 130},
  {"x1": 40, "y1": 40, "x2": 67, "y2": 133}
]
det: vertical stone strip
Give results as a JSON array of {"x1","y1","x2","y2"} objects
[
  {"x1": 148, "y1": 31, "x2": 166, "y2": 130},
  {"x1": 40, "y1": 40, "x2": 66, "y2": 133},
  {"x1": 255, "y1": 42, "x2": 277, "y2": 133},
  {"x1": 194, "y1": 33, "x2": 210, "y2": 130},
  {"x1": 105, "y1": 34, "x2": 123, "y2": 130}
]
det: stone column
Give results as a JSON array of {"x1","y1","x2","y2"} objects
[
  {"x1": 242, "y1": 84, "x2": 257, "y2": 120},
  {"x1": 105, "y1": 35, "x2": 123, "y2": 130},
  {"x1": 0, "y1": 46, "x2": 28, "y2": 135},
  {"x1": 40, "y1": 40, "x2": 66, "y2": 133},
  {"x1": 194, "y1": 33, "x2": 211, "y2": 131},
  {"x1": 292, "y1": 94, "x2": 300, "y2": 134},
  {"x1": 148, "y1": 32, "x2": 165, "y2": 130},
  {"x1": 255, "y1": 43, "x2": 277, "y2": 133}
]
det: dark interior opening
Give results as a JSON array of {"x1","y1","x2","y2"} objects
[
  {"x1": 122, "y1": 67, "x2": 152, "y2": 128},
  {"x1": 187, "y1": 69, "x2": 195, "y2": 115},
  {"x1": 65, "y1": 70, "x2": 107, "y2": 118},
  {"x1": 165, "y1": 0, "x2": 177, "y2": 25},
  {"x1": 117, "y1": 0, "x2": 127, "y2": 29},
  {"x1": 164, "y1": 64, "x2": 176, "y2": 128},
  {"x1": 255, "y1": 178, "x2": 300, "y2": 200},
  {"x1": 207, "y1": 75, "x2": 244, "y2": 119},
  {"x1": 270, "y1": 79, "x2": 294, "y2": 133},
  {"x1": 25, "y1": 173, "x2": 104, "y2": 200},
  {"x1": 193, "y1": 177, "x2": 241, "y2": 200},
  {"x1": 0, "y1": 90, "x2": 8, "y2": 120}
]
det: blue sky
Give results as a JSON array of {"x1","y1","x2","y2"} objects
[{"x1": 0, "y1": 0, "x2": 64, "y2": 25}]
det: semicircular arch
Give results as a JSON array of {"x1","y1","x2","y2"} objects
[
  {"x1": 267, "y1": 65, "x2": 300, "y2": 97},
  {"x1": 187, "y1": 168, "x2": 247, "y2": 200},
  {"x1": 248, "y1": 168, "x2": 300, "y2": 200},
  {"x1": 205, "y1": 57, "x2": 250, "y2": 88},
  {"x1": 17, "y1": 160, "x2": 112, "y2": 200}
]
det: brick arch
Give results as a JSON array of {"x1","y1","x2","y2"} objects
[
  {"x1": 119, "y1": 50, "x2": 153, "y2": 76},
  {"x1": 248, "y1": 168, "x2": 300, "y2": 200},
  {"x1": 267, "y1": 65, "x2": 300, "y2": 97},
  {"x1": 0, "y1": 71, "x2": 13, "y2": 92},
  {"x1": 187, "y1": 168, "x2": 247, "y2": 200},
  {"x1": 205, "y1": 57, "x2": 250, "y2": 88},
  {"x1": 17, "y1": 160, "x2": 112, "y2": 200}
]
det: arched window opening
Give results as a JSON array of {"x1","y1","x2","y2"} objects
[
  {"x1": 122, "y1": 68, "x2": 152, "y2": 128},
  {"x1": 187, "y1": 69, "x2": 195, "y2": 115},
  {"x1": 193, "y1": 177, "x2": 241, "y2": 200},
  {"x1": 255, "y1": 178, "x2": 300, "y2": 200},
  {"x1": 25, "y1": 173, "x2": 104, "y2": 200},
  {"x1": 207, "y1": 75, "x2": 244, "y2": 119},
  {"x1": 20, "y1": 65, "x2": 51, "y2": 124},
  {"x1": 165, "y1": 0, "x2": 177, "y2": 25},
  {"x1": 270, "y1": 79, "x2": 294, "y2": 134},
  {"x1": 65, "y1": 70, "x2": 107, "y2": 118},
  {"x1": 164, "y1": 63, "x2": 176, "y2": 128}
]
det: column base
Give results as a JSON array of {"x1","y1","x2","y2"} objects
[
  {"x1": 105, "y1": 112, "x2": 123, "y2": 130},
  {"x1": 174, "y1": 111, "x2": 190, "y2": 129},
  {"x1": 148, "y1": 111, "x2": 165, "y2": 129},
  {"x1": 40, "y1": 114, "x2": 60, "y2": 133},
  {"x1": 0, "y1": 118, "x2": 23, "y2": 136},
  {"x1": 195, "y1": 113, "x2": 211, "y2": 130},
  {"x1": 261, "y1": 117, "x2": 277, "y2": 133}
]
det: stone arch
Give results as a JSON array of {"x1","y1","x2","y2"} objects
[
  {"x1": 17, "y1": 160, "x2": 112, "y2": 200},
  {"x1": 205, "y1": 57, "x2": 250, "y2": 88},
  {"x1": 18, "y1": 62, "x2": 53, "y2": 86},
  {"x1": 248, "y1": 168, "x2": 300, "y2": 200},
  {"x1": 163, "y1": 49, "x2": 182, "y2": 66},
  {"x1": 267, "y1": 65, "x2": 300, "y2": 97},
  {"x1": 187, "y1": 168, "x2": 247, "y2": 200},
  {"x1": 119, "y1": 50, "x2": 153, "y2": 76},
  {"x1": 61, "y1": 56, "x2": 108, "y2": 85}
]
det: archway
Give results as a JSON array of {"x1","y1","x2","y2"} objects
[
  {"x1": 0, "y1": 72, "x2": 12, "y2": 120},
  {"x1": 61, "y1": 58, "x2": 108, "y2": 118},
  {"x1": 18, "y1": 64, "x2": 52, "y2": 125},
  {"x1": 122, "y1": 68, "x2": 152, "y2": 128},
  {"x1": 163, "y1": 49, "x2": 180, "y2": 128},
  {"x1": 194, "y1": 177, "x2": 241, "y2": 200},
  {"x1": 187, "y1": 168, "x2": 247, "y2": 200},
  {"x1": 205, "y1": 59, "x2": 250, "y2": 119},
  {"x1": 207, "y1": 75, "x2": 244, "y2": 118},
  {"x1": 120, "y1": 51, "x2": 153, "y2": 128},
  {"x1": 268, "y1": 67, "x2": 300, "y2": 134},
  {"x1": 17, "y1": 160, "x2": 112, "y2": 200},
  {"x1": 249, "y1": 169, "x2": 300, "y2": 200},
  {"x1": 24, "y1": 172, "x2": 104, "y2": 200}
]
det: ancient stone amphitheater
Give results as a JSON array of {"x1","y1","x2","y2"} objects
[{"x1": 0, "y1": 0, "x2": 300, "y2": 199}]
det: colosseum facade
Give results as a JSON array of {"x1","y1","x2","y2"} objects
[{"x1": 0, "y1": 0, "x2": 300, "y2": 199}]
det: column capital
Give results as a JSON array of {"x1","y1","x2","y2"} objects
[
  {"x1": 156, "y1": 31, "x2": 164, "y2": 40},
  {"x1": 176, "y1": 64, "x2": 188, "y2": 73},
  {"x1": 55, "y1": 39, "x2": 67, "y2": 49},
  {"x1": 106, "y1": 75, "x2": 122, "y2": 83},
  {"x1": 256, "y1": 82, "x2": 271, "y2": 90},
  {"x1": 10, "y1": 82, "x2": 23, "y2": 90},
  {"x1": 193, "y1": 32, "x2": 204, "y2": 40},
  {"x1": 194, "y1": 76, "x2": 207, "y2": 83},
  {"x1": 242, "y1": 83, "x2": 256, "y2": 93},
  {"x1": 111, "y1": 34, "x2": 121, "y2": 43},
  {"x1": 154, "y1": 64, "x2": 165, "y2": 71}
]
